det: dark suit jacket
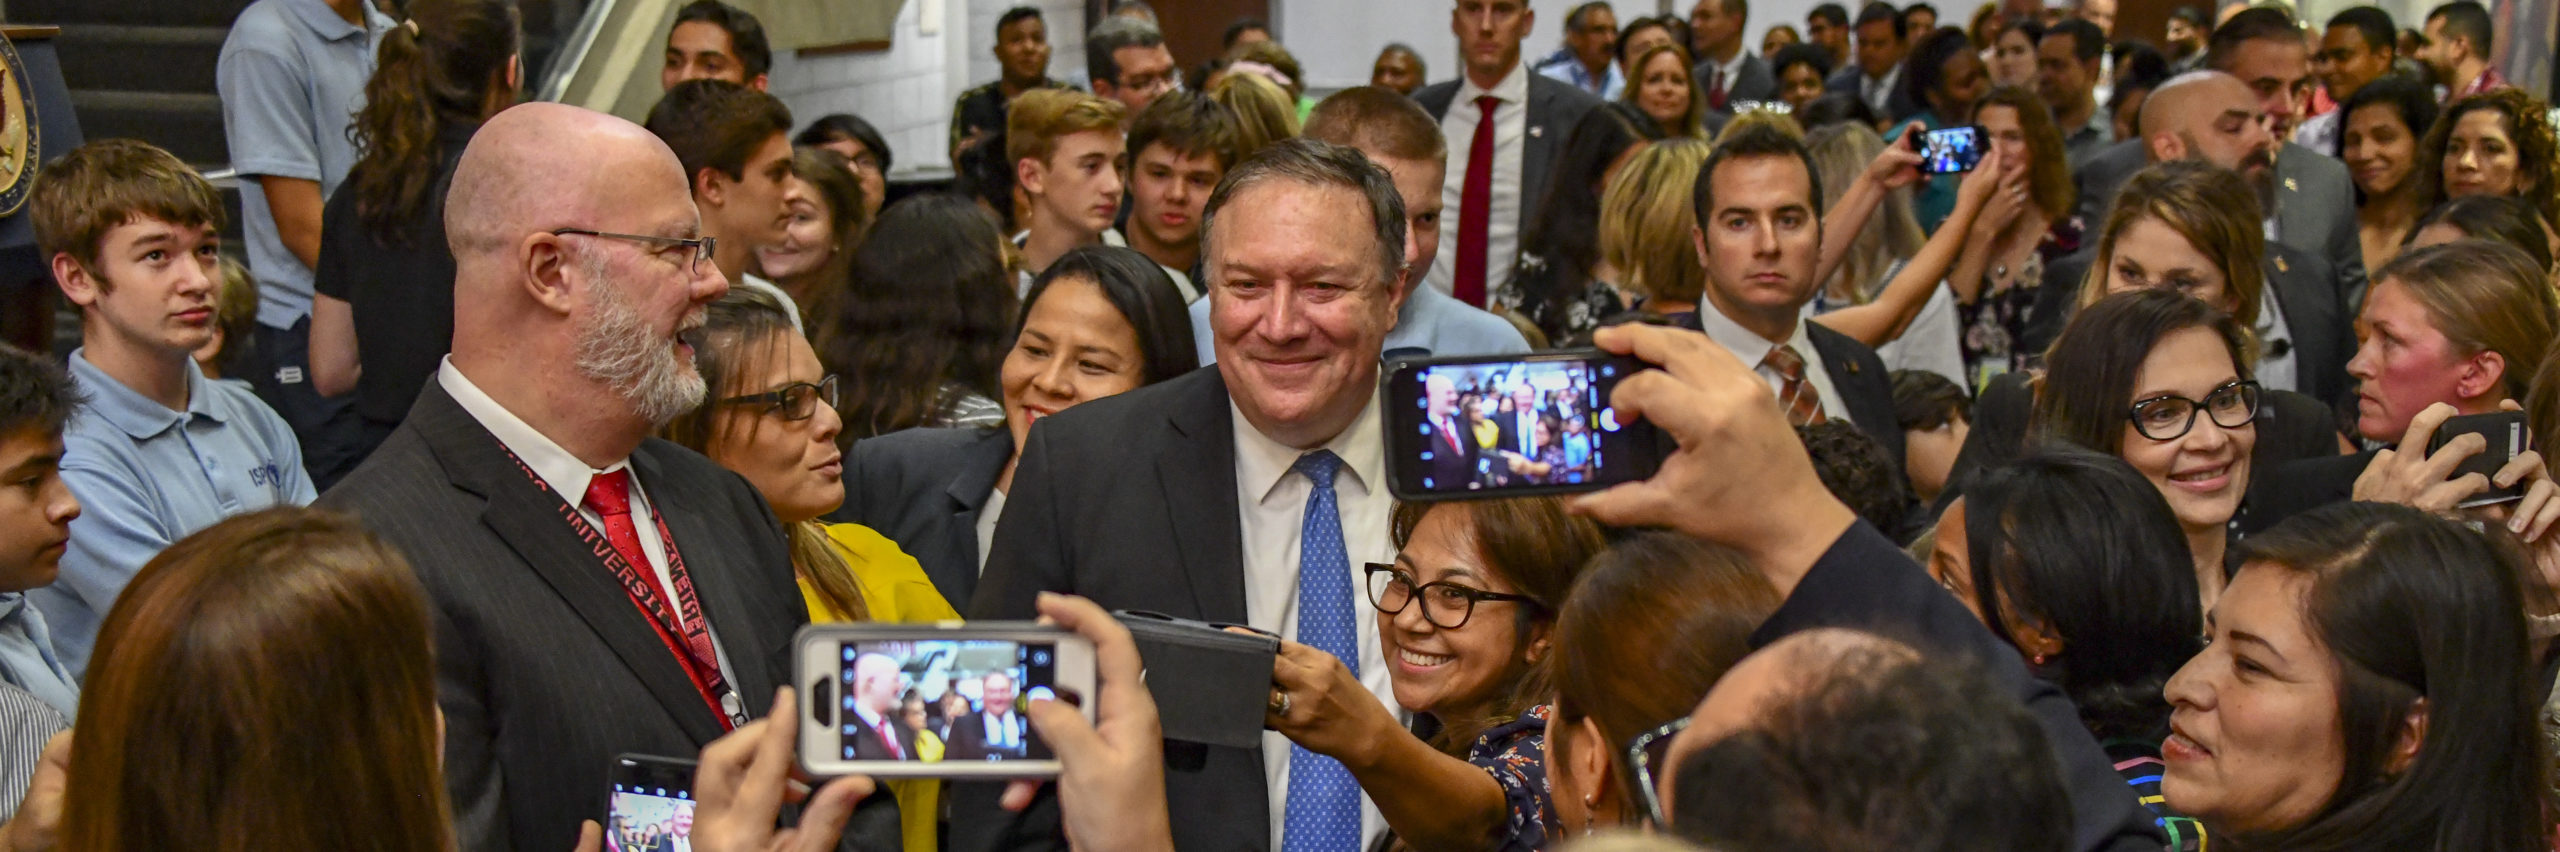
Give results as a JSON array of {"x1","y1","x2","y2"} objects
[
  {"x1": 2020, "y1": 244, "x2": 2354, "y2": 408},
  {"x1": 1824, "y1": 64, "x2": 1921, "y2": 122},
  {"x1": 2072, "y1": 142, "x2": 2368, "y2": 311},
  {"x1": 1414, "y1": 70, "x2": 1606, "y2": 255},
  {"x1": 833, "y1": 426, "x2": 1011, "y2": 608},
  {"x1": 943, "y1": 709, "x2": 1034, "y2": 762},
  {"x1": 2239, "y1": 450, "x2": 2373, "y2": 536},
  {"x1": 1694, "y1": 51, "x2": 1777, "y2": 107},
  {"x1": 1420, "y1": 415, "x2": 1478, "y2": 489},
  {"x1": 1807, "y1": 322, "x2": 1906, "y2": 471},
  {"x1": 317, "y1": 383, "x2": 897, "y2": 852},
  {"x1": 1756, "y1": 522, "x2": 2168, "y2": 852},
  {"x1": 847, "y1": 707, "x2": 921, "y2": 762},
  {"x1": 961, "y1": 366, "x2": 1268, "y2": 851}
]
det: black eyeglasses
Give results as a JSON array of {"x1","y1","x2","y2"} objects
[
  {"x1": 1364, "y1": 564, "x2": 1537, "y2": 630},
  {"x1": 2128, "y1": 380, "x2": 2260, "y2": 441},
  {"x1": 551, "y1": 228, "x2": 718, "y2": 277},
  {"x1": 720, "y1": 375, "x2": 839, "y2": 421},
  {"x1": 1624, "y1": 716, "x2": 1691, "y2": 827}
]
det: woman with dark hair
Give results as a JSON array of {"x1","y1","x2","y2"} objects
[
  {"x1": 1545, "y1": 532, "x2": 1782, "y2": 832},
  {"x1": 2028, "y1": 290, "x2": 2264, "y2": 608},
  {"x1": 2419, "y1": 87, "x2": 2559, "y2": 231},
  {"x1": 1255, "y1": 498, "x2": 1608, "y2": 850},
  {"x1": 2342, "y1": 77, "x2": 2442, "y2": 272},
  {"x1": 1949, "y1": 86, "x2": 2080, "y2": 389},
  {"x1": 309, "y1": 0, "x2": 519, "y2": 470},
  {"x1": 818, "y1": 193, "x2": 1017, "y2": 442},
  {"x1": 1503, "y1": 103, "x2": 1657, "y2": 345},
  {"x1": 1614, "y1": 16, "x2": 1680, "y2": 85},
  {"x1": 2162, "y1": 502, "x2": 2548, "y2": 851},
  {"x1": 1624, "y1": 44, "x2": 1705, "y2": 139},
  {"x1": 1988, "y1": 17, "x2": 2042, "y2": 90},
  {"x1": 796, "y1": 113, "x2": 893, "y2": 220},
  {"x1": 755, "y1": 147, "x2": 869, "y2": 326},
  {"x1": 1897, "y1": 27, "x2": 1990, "y2": 231},
  {"x1": 2404, "y1": 194, "x2": 2555, "y2": 273},
  {"x1": 1926, "y1": 446, "x2": 2207, "y2": 847},
  {"x1": 838, "y1": 245, "x2": 1194, "y2": 605},
  {"x1": 2106, "y1": 42, "x2": 2171, "y2": 143}
]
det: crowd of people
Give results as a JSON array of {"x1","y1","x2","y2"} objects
[{"x1": 0, "y1": 0, "x2": 2555, "y2": 850}]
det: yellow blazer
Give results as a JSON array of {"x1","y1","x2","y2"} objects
[{"x1": 798, "y1": 523, "x2": 961, "y2": 852}]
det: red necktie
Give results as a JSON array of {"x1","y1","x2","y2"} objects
[
  {"x1": 1707, "y1": 66, "x2": 1728, "y2": 111},
  {"x1": 1762, "y1": 345, "x2": 1830, "y2": 426},
  {"x1": 583, "y1": 469, "x2": 733, "y2": 727},
  {"x1": 875, "y1": 719, "x2": 905, "y2": 759},
  {"x1": 1442, "y1": 416, "x2": 1462, "y2": 453},
  {"x1": 584, "y1": 471, "x2": 654, "y2": 584},
  {"x1": 1454, "y1": 95, "x2": 1500, "y2": 307}
]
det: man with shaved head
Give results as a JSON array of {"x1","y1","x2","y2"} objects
[{"x1": 318, "y1": 102, "x2": 890, "y2": 851}]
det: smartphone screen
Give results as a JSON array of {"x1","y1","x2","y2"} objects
[
  {"x1": 797, "y1": 624, "x2": 1093, "y2": 777},
  {"x1": 607, "y1": 755, "x2": 697, "y2": 852},
  {"x1": 1383, "y1": 350, "x2": 1664, "y2": 501},
  {"x1": 1915, "y1": 126, "x2": 1985, "y2": 174}
]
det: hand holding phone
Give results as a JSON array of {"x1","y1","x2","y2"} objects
[
  {"x1": 795, "y1": 623, "x2": 1095, "y2": 778},
  {"x1": 1909, "y1": 125, "x2": 1987, "y2": 174}
]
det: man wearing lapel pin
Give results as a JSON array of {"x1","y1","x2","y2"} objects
[
  {"x1": 317, "y1": 101, "x2": 894, "y2": 852},
  {"x1": 1416, "y1": 0, "x2": 1605, "y2": 310}
]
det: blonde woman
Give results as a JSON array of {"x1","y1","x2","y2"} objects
[
  {"x1": 1599, "y1": 137, "x2": 1714, "y2": 315},
  {"x1": 1208, "y1": 71, "x2": 1299, "y2": 162},
  {"x1": 1622, "y1": 43, "x2": 1707, "y2": 138}
]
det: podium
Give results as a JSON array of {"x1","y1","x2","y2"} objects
[{"x1": 0, "y1": 26, "x2": 82, "y2": 355}]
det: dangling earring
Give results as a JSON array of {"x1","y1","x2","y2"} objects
[{"x1": 1582, "y1": 794, "x2": 1598, "y2": 834}]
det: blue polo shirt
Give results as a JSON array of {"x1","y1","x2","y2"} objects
[
  {"x1": 0, "y1": 594, "x2": 76, "y2": 719},
  {"x1": 31, "y1": 353, "x2": 315, "y2": 677},
  {"x1": 216, "y1": 0, "x2": 392, "y2": 329}
]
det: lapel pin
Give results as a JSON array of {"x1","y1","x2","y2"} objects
[
  {"x1": 2284, "y1": 177, "x2": 2298, "y2": 192},
  {"x1": 1846, "y1": 360, "x2": 1860, "y2": 375},
  {"x1": 1529, "y1": 125, "x2": 1543, "y2": 139},
  {"x1": 2275, "y1": 256, "x2": 2289, "y2": 273}
]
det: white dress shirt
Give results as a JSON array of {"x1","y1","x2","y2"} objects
[
  {"x1": 2254, "y1": 280, "x2": 2299, "y2": 394},
  {"x1": 436, "y1": 358, "x2": 744, "y2": 709},
  {"x1": 1696, "y1": 304, "x2": 1853, "y2": 426},
  {"x1": 974, "y1": 488, "x2": 1007, "y2": 576},
  {"x1": 1231, "y1": 393, "x2": 1397, "y2": 851},
  {"x1": 1695, "y1": 49, "x2": 1751, "y2": 103},
  {"x1": 1427, "y1": 62, "x2": 1532, "y2": 301}
]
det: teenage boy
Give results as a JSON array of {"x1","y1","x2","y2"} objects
[
  {"x1": 1121, "y1": 91, "x2": 1238, "y2": 303},
  {"x1": 1008, "y1": 88, "x2": 1128, "y2": 292},
  {"x1": 644, "y1": 79, "x2": 796, "y2": 318},
  {"x1": 662, "y1": 0, "x2": 772, "y2": 91},
  {"x1": 27, "y1": 140, "x2": 315, "y2": 678},
  {"x1": 0, "y1": 346, "x2": 82, "y2": 721}
]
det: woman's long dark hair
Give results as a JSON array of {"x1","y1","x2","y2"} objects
[
  {"x1": 348, "y1": 0, "x2": 519, "y2": 246},
  {"x1": 2031, "y1": 289, "x2": 2252, "y2": 456},
  {"x1": 1018, "y1": 245, "x2": 1199, "y2": 385},
  {"x1": 2222, "y1": 502, "x2": 2548, "y2": 852},
  {"x1": 1515, "y1": 103, "x2": 1654, "y2": 338},
  {"x1": 816, "y1": 193, "x2": 1015, "y2": 442},
  {"x1": 1964, "y1": 444, "x2": 2198, "y2": 742}
]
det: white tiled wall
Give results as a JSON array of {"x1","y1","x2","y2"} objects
[{"x1": 765, "y1": 0, "x2": 1084, "y2": 173}]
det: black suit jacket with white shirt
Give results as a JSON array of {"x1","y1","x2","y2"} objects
[
  {"x1": 1414, "y1": 70, "x2": 1607, "y2": 266},
  {"x1": 316, "y1": 380, "x2": 898, "y2": 852}
]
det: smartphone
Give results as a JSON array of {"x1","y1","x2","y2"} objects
[
  {"x1": 606, "y1": 754, "x2": 698, "y2": 852},
  {"x1": 1910, "y1": 125, "x2": 1987, "y2": 174},
  {"x1": 1382, "y1": 349, "x2": 1669, "y2": 502},
  {"x1": 795, "y1": 622, "x2": 1094, "y2": 778},
  {"x1": 2427, "y1": 410, "x2": 2531, "y2": 508}
]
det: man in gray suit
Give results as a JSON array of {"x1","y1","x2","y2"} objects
[
  {"x1": 1689, "y1": 0, "x2": 1777, "y2": 114},
  {"x1": 2074, "y1": 10, "x2": 2367, "y2": 311},
  {"x1": 317, "y1": 103, "x2": 890, "y2": 851},
  {"x1": 1415, "y1": 0, "x2": 1605, "y2": 309}
]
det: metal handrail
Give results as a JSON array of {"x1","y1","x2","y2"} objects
[{"x1": 536, "y1": 0, "x2": 620, "y2": 103}]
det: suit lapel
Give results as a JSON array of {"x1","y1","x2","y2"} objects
[
  {"x1": 1157, "y1": 371, "x2": 1248, "y2": 623},
  {"x1": 1522, "y1": 79, "x2": 1557, "y2": 235},
  {"x1": 633, "y1": 443, "x2": 779, "y2": 707},
  {"x1": 939, "y1": 429, "x2": 1013, "y2": 606},
  {"x1": 413, "y1": 387, "x2": 729, "y2": 744}
]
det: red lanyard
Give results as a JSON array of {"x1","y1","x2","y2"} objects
[{"x1": 503, "y1": 444, "x2": 744, "y2": 730}]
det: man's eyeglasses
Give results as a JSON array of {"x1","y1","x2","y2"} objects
[
  {"x1": 1625, "y1": 716, "x2": 1691, "y2": 827},
  {"x1": 1364, "y1": 564, "x2": 1537, "y2": 630},
  {"x1": 551, "y1": 228, "x2": 718, "y2": 277},
  {"x1": 2127, "y1": 380, "x2": 2260, "y2": 441},
  {"x1": 720, "y1": 375, "x2": 839, "y2": 421}
]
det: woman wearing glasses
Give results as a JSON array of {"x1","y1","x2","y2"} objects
[
  {"x1": 662, "y1": 285, "x2": 958, "y2": 852},
  {"x1": 837, "y1": 245, "x2": 1196, "y2": 609},
  {"x1": 1254, "y1": 498, "x2": 1610, "y2": 850}
]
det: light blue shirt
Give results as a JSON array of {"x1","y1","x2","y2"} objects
[
  {"x1": 34, "y1": 353, "x2": 315, "y2": 677},
  {"x1": 217, "y1": 0, "x2": 393, "y2": 328},
  {"x1": 0, "y1": 594, "x2": 76, "y2": 720},
  {"x1": 1535, "y1": 54, "x2": 1625, "y2": 100},
  {"x1": 1188, "y1": 283, "x2": 1532, "y2": 364}
]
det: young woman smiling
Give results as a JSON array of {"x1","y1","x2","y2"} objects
[
  {"x1": 1255, "y1": 498, "x2": 1606, "y2": 851},
  {"x1": 2338, "y1": 77, "x2": 2438, "y2": 273}
]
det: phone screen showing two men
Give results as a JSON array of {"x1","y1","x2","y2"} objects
[
  {"x1": 839, "y1": 639, "x2": 1058, "y2": 763},
  {"x1": 1394, "y1": 355, "x2": 1653, "y2": 498}
]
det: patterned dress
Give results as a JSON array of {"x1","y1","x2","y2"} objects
[
  {"x1": 1467, "y1": 704, "x2": 1558, "y2": 851},
  {"x1": 1958, "y1": 217, "x2": 2083, "y2": 391}
]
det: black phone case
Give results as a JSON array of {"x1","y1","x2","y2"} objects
[
  {"x1": 2428, "y1": 412, "x2": 2530, "y2": 504},
  {"x1": 1114, "y1": 610, "x2": 1279, "y2": 749}
]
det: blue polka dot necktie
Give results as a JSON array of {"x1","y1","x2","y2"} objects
[{"x1": 1283, "y1": 450, "x2": 1360, "y2": 852}]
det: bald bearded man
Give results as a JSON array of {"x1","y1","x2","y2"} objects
[{"x1": 318, "y1": 102, "x2": 893, "y2": 851}]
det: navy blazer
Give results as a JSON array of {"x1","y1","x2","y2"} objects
[
  {"x1": 1757, "y1": 521, "x2": 2169, "y2": 852},
  {"x1": 833, "y1": 426, "x2": 1012, "y2": 608}
]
